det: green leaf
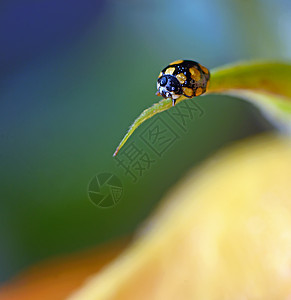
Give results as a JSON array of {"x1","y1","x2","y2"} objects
[{"x1": 113, "y1": 61, "x2": 291, "y2": 156}]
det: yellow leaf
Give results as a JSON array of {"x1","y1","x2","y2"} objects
[{"x1": 72, "y1": 134, "x2": 291, "y2": 300}]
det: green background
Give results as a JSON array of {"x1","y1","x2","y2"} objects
[{"x1": 0, "y1": 0, "x2": 289, "y2": 282}]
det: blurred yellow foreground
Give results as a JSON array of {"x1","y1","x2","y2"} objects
[{"x1": 1, "y1": 134, "x2": 291, "y2": 300}]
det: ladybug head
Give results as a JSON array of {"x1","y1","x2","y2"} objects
[{"x1": 156, "y1": 75, "x2": 182, "y2": 100}]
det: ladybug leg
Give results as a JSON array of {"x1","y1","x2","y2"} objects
[
  {"x1": 172, "y1": 99, "x2": 176, "y2": 106},
  {"x1": 156, "y1": 91, "x2": 161, "y2": 96}
]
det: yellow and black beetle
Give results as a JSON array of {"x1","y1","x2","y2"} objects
[{"x1": 156, "y1": 60, "x2": 210, "y2": 106}]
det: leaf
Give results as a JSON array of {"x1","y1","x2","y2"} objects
[
  {"x1": 113, "y1": 61, "x2": 291, "y2": 156},
  {"x1": 72, "y1": 134, "x2": 291, "y2": 300}
]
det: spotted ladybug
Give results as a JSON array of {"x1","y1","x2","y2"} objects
[{"x1": 156, "y1": 60, "x2": 210, "y2": 106}]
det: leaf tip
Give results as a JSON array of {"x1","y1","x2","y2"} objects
[{"x1": 113, "y1": 147, "x2": 120, "y2": 157}]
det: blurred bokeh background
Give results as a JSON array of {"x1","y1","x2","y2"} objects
[{"x1": 0, "y1": 0, "x2": 291, "y2": 283}]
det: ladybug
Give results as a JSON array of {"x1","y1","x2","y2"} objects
[{"x1": 156, "y1": 60, "x2": 210, "y2": 106}]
